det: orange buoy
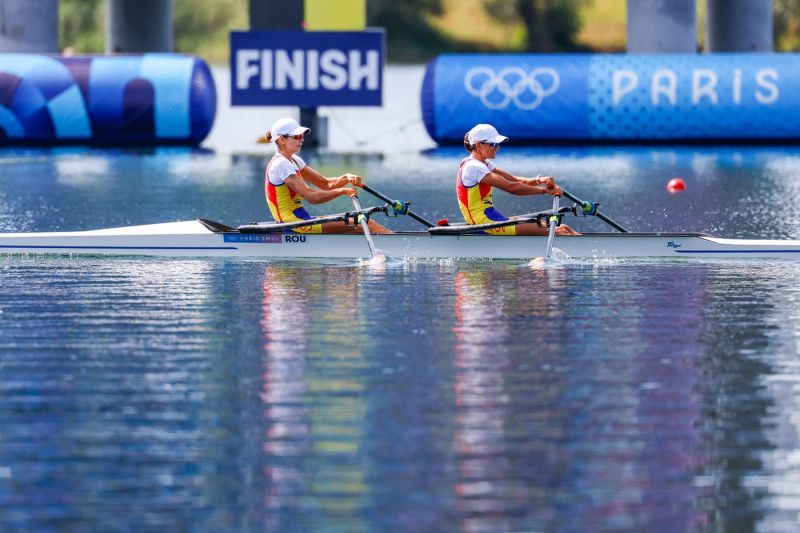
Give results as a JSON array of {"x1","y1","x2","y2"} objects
[{"x1": 667, "y1": 178, "x2": 686, "y2": 193}]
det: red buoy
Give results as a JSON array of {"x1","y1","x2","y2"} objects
[{"x1": 667, "y1": 178, "x2": 686, "y2": 193}]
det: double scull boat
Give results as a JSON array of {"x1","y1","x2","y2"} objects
[
  {"x1": 1, "y1": 187, "x2": 799, "y2": 260},
  {"x1": 0, "y1": 218, "x2": 798, "y2": 260}
]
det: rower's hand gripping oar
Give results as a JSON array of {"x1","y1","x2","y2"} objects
[
  {"x1": 350, "y1": 195, "x2": 386, "y2": 265},
  {"x1": 360, "y1": 184, "x2": 435, "y2": 228},
  {"x1": 561, "y1": 189, "x2": 628, "y2": 233}
]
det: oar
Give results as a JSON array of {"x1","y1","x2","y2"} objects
[
  {"x1": 544, "y1": 195, "x2": 560, "y2": 258},
  {"x1": 361, "y1": 184, "x2": 435, "y2": 228},
  {"x1": 561, "y1": 189, "x2": 628, "y2": 233},
  {"x1": 531, "y1": 195, "x2": 561, "y2": 265},
  {"x1": 351, "y1": 195, "x2": 385, "y2": 264}
]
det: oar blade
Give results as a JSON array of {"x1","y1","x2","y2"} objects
[
  {"x1": 529, "y1": 256, "x2": 548, "y2": 267},
  {"x1": 361, "y1": 253, "x2": 387, "y2": 267},
  {"x1": 529, "y1": 253, "x2": 574, "y2": 268}
]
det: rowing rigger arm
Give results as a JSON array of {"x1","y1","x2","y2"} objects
[
  {"x1": 429, "y1": 191, "x2": 629, "y2": 235},
  {"x1": 237, "y1": 204, "x2": 401, "y2": 234},
  {"x1": 427, "y1": 206, "x2": 580, "y2": 235}
]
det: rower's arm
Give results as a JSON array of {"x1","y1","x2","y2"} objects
[
  {"x1": 299, "y1": 167, "x2": 361, "y2": 190},
  {"x1": 298, "y1": 166, "x2": 332, "y2": 189},
  {"x1": 494, "y1": 168, "x2": 553, "y2": 187},
  {"x1": 285, "y1": 175, "x2": 355, "y2": 204},
  {"x1": 482, "y1": 172, "x2": 551, "y2": 196}
]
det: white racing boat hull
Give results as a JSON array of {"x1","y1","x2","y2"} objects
[{"x1": 1, "y1": 220, "x2": 800, "y2": 260}]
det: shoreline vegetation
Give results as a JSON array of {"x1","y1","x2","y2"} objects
[{"x1": 59, "y1": 0, "x2": 796, "y2": 64}]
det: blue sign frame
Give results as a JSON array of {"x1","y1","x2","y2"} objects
[{"x1": 230, "y1": 30, "x2": 384, "y2": 107}]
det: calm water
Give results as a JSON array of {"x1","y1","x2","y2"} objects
[{"x1": 3, "y1": 66, "x2": 800, "y2": 531}]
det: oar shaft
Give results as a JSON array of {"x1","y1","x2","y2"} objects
[
  {"x1": 361, "y1": 184, "x2": 435, "y2": 228},
  {"x1": 544, "y1": 195, "x2": 559, "y2": 258},
  {"x1": 351, "y1": 196, "x2": 378, "y2": 258},
  {"x1": 561, "y1": 189, "x2": 584, "y2": 206},
  {"x1": 562, "y1": 189, "x2": 628, "y2": 233},
  {"x1": 597, "y1": 213, "x2": 628, "y2": 233}
]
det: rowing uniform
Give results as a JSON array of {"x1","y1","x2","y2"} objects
[
  {"x1": 457, "y1": 157, "x2": 516, "y2": 235},
  {"x1": 265, "y1": 153, "x2": 321, "y2": 234}
]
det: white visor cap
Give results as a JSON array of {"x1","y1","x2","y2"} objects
[
  {"x1": 467, "y1": 124, "x2": 509, "y2": 145},
  {"x1": 269, "y1": 118, "x2": 311, "y2": 139}
]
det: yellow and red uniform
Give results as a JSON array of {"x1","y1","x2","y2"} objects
[
  {"x1": 456, "y1": 157, "x2": 517, "y2": 236},
  {"x1": 265, "y1": 154, "x2": 321, "y2": 234}
]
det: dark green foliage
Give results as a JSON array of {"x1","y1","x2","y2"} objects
[
  {"x1": 367, "y1": 0, "x2": 457, "y2": 62},
  {"x1": 57, "y1": 0, "x2": 589, "y2": 60},
  {"x1": 774, "y1": 0, "x2": 800, "y2": 51},
  {"x1": 485, "y1": 0, "x2": 590, "y2": 52},
  {"x1": 59, "y1": 0, "x2": 104, "y2": 53}
]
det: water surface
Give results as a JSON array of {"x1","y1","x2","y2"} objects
[
  {"x1": 1, "y1": 253, "x2": 800, "y2": 531},
  {"x1": 2, "y1": 100, "x2": 800, "y2": 531}
]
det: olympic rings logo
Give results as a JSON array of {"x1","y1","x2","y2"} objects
[{"x1": 464, "y1": 67, "x2": 560, "y2": 110}]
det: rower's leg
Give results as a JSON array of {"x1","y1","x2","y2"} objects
[
  {"x1": 319, "y1": 221, "x2": 394, "y2": 234},
  {"x1": 514, "y1": 223, "x2": 580, "y2": 236},
  {"x1": 556, "y1": 225, "x2": 580, "y2": 236}
]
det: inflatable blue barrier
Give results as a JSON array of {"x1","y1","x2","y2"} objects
[
  {"x1": 422, "y1": 53, "x2": 800, "y2": 144},
  {"x1": 0, "y1": 54, "x2": 216, "y2": 145}
]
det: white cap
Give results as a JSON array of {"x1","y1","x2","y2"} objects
[
  {"x1": 269, "y1": 117, "x2": 311, "y2": 138},
  {"x1": 467, "y1": 124, "x2": 508, "y2": 145}
]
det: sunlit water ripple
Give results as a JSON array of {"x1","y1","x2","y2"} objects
[{"x1": 0, "y1": 252, "x2": 799, "y2": 531}]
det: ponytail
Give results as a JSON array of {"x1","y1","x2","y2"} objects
[{"x1": 463, "y1": 132, "x2": 473, "y2": 152}]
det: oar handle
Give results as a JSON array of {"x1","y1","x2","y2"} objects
[
  {"x1": 361, "y1": 184, "x2": 435, "y2": 228},
  {"x1": 562, "y1": 189, "x2": 629, "y2": 233}
]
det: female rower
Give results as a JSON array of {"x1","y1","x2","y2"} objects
[
  {"x1": 264, "y1": 117, "x2": 391, "y2": 234},
  {"x1": 458, "y1": 124, "x2": 579, "y2": 236}
]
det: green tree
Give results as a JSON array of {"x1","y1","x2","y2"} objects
[
  {"x1": 774, "y1": 0, "x2": 800, "y2": 51},
  {"x1": 174, "y1": 0, "x2": 247, "y2": 61},
  {"x1": 367, "y1": 0, "x2": 454, "y2": 61},
  {"x1": 60, "y1": 0, "x2": 104, "y2": 53},
  {"x1": 367, "y1": 0, "x2": 444, "y2": 32},
  {"x1": 58, "y1": 0, "x2": 246, "y2": 62},
  {"x1": 484, "y1": 0, "x2": 588, "y2": 52}
]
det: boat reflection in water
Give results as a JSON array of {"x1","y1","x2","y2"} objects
[
  {"x1": 451, "y1": 264, "x2": 713, "y2": 531},
  {"x1": 259, "y1": 264, "x2": 370, "y2": 532}
]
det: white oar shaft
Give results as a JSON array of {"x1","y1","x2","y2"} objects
[
  {"x1": 544, "y1": 195, "x2": 560, "y2": 258},
  {"x1": 351, "y1": 196, "x2": 378, "y2": 258}
]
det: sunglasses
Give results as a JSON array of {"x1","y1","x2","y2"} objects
[
  {"x1": 481, "y1": 141, "x2": 500, "y2": 148},
  {"x1": 283, "y1": 133, "x2": 304, "y2": 140}
]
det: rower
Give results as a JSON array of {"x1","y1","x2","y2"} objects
[
  {"x1": 456, "y1": 123, "x2": 579, "y2": 236},
  {"x1": 263, "y1": 117, "x2": 392, "y2": 235}
]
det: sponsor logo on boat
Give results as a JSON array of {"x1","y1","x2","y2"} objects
[
  {"x1": 224, "y1": 234, "x2": 283, "y2": 244},
  {"x1": 667, "y1": 241, "x2": 682, "y2": 249}
]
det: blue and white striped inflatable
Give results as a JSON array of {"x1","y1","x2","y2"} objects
[
  {"x1": 0, "y1": 54, "x2": 216, "y2": 145},
  {"x1": 422, "y1": 53, "x2": 799, "y2": 143}
]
